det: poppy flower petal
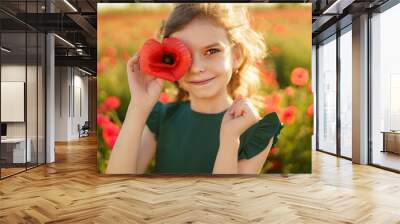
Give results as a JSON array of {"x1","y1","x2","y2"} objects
[{"x1": 139, "y1": 37, "x2": 192, "y2": 81}]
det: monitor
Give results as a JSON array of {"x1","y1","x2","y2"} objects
[{"x1": 1, "y1": 123, "x2": 7, "y2": 137}]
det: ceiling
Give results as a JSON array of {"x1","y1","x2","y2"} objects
[
  {"x1": 0, "y1": 0, "x2": 396, "y2": 74},
  {"x1": 0, "y1": 0, "x2": 97, "y2": 74},
  {"x1": 311, "y1": 0, "x2": 391, "y2": 43}
]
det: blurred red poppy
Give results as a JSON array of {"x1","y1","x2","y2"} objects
[
  {"x1": 290, "y1": 67, "x2": 309, "y2": 86},
  {"x1": 97, "y1": 114, "x2": 111, "y2": 128},
  {"x1": 270, "y1": 46, "x2": 281, "y2": 55},
  {"x1": 102, "y1": 122, "x2": 120, "y2": 149},
  {"x1": 271, "y1": 160, "x2": 282, "y2": 170},
  {"x1": 269, "y1": 147, "x2": 280, "y2": 156},
  {"x1": 307, "y1": 104, "x2": 314, "y2": 117},
  {"x1": 284, "y1": 86, "x2": 295, "y2": 96},
  {"x1": 97, "y1": 57, "x2": 109, "y2": 75},
  {"x1": 159, "y1": 92, "x2": 170, "y2": 103},
  {"x1": 103, "y1": 96, "x2": 121, "y2": 111},
  {"x1": 264, "y1": 93, "x2": 281, "y2": 112},
  {"x1": 139, "y1": 38, "x2": 192, "y2": 82},
  {"x1": 273, "y1": 24, "x2": 286, "y2": 34},
  {"x1": 105, "y1": 47, "x2": 117, "y2": 58},
  {"x1": 280, "y1": 106, "x2": 297, "y2": 124},
  {"x1": 121, "y1": 51, "x2": 130, "y2": 62},
  {"x1": 97, "y1": 62, "x2": 106, "y2": 75}
]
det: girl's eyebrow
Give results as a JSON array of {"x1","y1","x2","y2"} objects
[{"x1": 202, "y1": 42, "x2": 225, "y2": 49}]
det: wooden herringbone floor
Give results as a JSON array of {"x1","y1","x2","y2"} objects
[{"x1": 1, "y1": 135, "x2": 400, "y2": 224}]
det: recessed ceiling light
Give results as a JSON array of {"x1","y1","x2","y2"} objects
[
  {"x1": 78, "y1": 67, "x2": 93, "y2": 76},
  {"x1": 1, "y1": 47, "x2": 11, "y2": 53},
  {"x1": 54, "y1": 34, "x2": 75, "y2": 48},
  {"x1": 63, "y1": 0, "x2": 78, "y2": 12}
]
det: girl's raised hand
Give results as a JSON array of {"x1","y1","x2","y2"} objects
[
  {"x1": 127, "y1": 52, "x2": 164, "y2": 113},
  {"x1": 220, "y1": 95, "x2": 261, "y2": 141}
]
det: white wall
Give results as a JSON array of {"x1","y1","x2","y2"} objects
[
  {"x1": 55, "y1": 67, "x2": 69, "y2": 141},
  {"x1": 1, "y1": 65, "x2": 31, "y2": 138},
  {"x1": 54, "y1": 67, "x2": 89, "y2": 141},
  {"x1": 1, "y1": 64, "x2": 46, "y2": 164}
]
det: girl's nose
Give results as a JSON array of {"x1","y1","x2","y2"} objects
[{"x1": 189, "y1": 54, "x2": 205, "y2": 74}]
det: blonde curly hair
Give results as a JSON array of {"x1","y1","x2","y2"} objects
[{"x1": 159, "y1": 3, "x2": 267, "y2": 101}]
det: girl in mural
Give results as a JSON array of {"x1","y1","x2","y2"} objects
[{"x1": 106, "y1": 3, "x2": 283, "y2": 174}]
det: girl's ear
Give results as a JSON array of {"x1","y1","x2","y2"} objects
[{"x1": 232, "y1": 43, "x2": 244, "y2": 70}]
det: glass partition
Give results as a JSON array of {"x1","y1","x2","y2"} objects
[
  {"x1": 1, "y1": 27, "x2": 28, "y2": 178},
  {"x1": 0, "y1": 1, "x2": 46, "y2": 179}
]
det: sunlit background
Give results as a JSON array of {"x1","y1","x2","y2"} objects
[{"x1": 97, "y1": 3, "x2": 312, "y2": 174}]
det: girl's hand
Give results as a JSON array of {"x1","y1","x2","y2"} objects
[
  {"x1": 220, "y1": 95, "x2": 261, "y2": 141},
  {"x1": 127, "y1": 52, "x2": 164, "y2": 113}
]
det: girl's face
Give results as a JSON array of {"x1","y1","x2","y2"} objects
[{"x1": 171, "y1": 18, "x2": 242, "y2": 101}]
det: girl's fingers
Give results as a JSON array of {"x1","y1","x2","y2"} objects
[
  {"x1": 229, "y1": 95, "x2": 243, "y2": 113},
  {"x1": 132, "y1": 52, "x2": 139, "y2": 62},
  {"x1": 230, "y1": 99, "x2": 249, "y2": 118},
  {"x1": 156, "y1": 78, "x2": 164, "y2": 87},
  {"x1": 229, "y1": 101, "x2": 241, "y2": 117},
  {"x1": 127, "y1": 53, "x2": 143, "y2": 82}
]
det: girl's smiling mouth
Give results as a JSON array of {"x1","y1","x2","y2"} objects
[{"x1": 188, "y1": 77, "x2": 216, "y2": 86}]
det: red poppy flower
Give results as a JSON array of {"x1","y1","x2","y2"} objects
[
  {"x1": 280, "y1": 106, "x2": 297, "y2": 124},
  {"x1": 139, "y1": 37, "x2": 192, "y2": 82},
  {"x1": 269, "y1": 147, "x2": 280, "y2": 156},
  {"x1": 103, "y1": 96, "x2": 121, "y2": 111},
  {"x1": 307, "y1": 104, "x2": 314, "y2": 117},
  {"x1": 97, "y1": 61, "x2": 106, "y2": 75},
  {"x1": 121, "y1": 51, "x2": 130, "y2": 62},
  {"x1": 264, "y1": 93, "x2": 281, "y2": 113},
  {"x1": 290, "y1": 67, "x2": 309, "y2": 86},
  {"x1": 159, "y1": 92, "x2": 170, "y2": 103},
  {"x1": 273, "y1": 24, "x2": 286, "y2": 34},
  {"x1": 284, "y1": 86, "x2": 295, "y2": 96},
  {"x1": 271, "y1": 46, "x2": 280, "y2": 55},
  {"x1": 271, "y1": 160, "x2": 282, "y2": 170},
  {"x1": 307, "y1": 84, "x2": 313, "y2": 93},
  {"x1": 97, "y1": 114, "x2": 111, "y2": 128},
  {"x1": 102, "y1": 122, "x2": 120, "y2": 149},
  {"x1": 106, "y1": 47, "x2": 117, "y2": 58}
]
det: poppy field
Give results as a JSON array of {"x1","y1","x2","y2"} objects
[{"x1": 97, "y1": 3, "x2": 313, "y2": 174}]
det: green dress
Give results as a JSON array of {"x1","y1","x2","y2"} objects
[{"x1": 146, "y1": 100, "x2": 283, "y2": 174}]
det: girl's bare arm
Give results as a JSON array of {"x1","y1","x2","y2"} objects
[
  {"x1": 105, "y1": 103, "x2": 151, "y2": 174},
  {"x1": 136, "y1": 125, "x2": 157, "y2": 174},
  {"x1": 105, "y1": 52, "x2": 163, "y2": 174}
]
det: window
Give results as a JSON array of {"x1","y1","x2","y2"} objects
[
  {"x1": 339, "y1": 27, "x2": 352, "y2": 158},
  {"x1": 370, "y1": 3, "x2": 400, "y2": 171},
  {"x1": 317, "y1": 35, "x2": 337, "y2": 154}
]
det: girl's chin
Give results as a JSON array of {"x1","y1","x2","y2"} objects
[{"x1": 189, "y1": 88, "x2": 221, "y2": 100}]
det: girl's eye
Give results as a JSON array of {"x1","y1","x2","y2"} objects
[{"x1": 206, "y1": 48, "x2": 220, "y2": 56}]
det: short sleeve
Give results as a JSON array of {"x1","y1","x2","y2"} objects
[
  {"x1": 146, "y1": 101, "x2": 164, "y2": 138},
  {"x1": 238, "y1": 112, "x2": 283, "y2": 160}
]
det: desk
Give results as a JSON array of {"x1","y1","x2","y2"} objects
[
  {"x1": 381, "y1": 131, "x2": 400, "y2": 154},
  {"x1": 1, "y1": 138, "x2": 31, "y2": 163}
]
